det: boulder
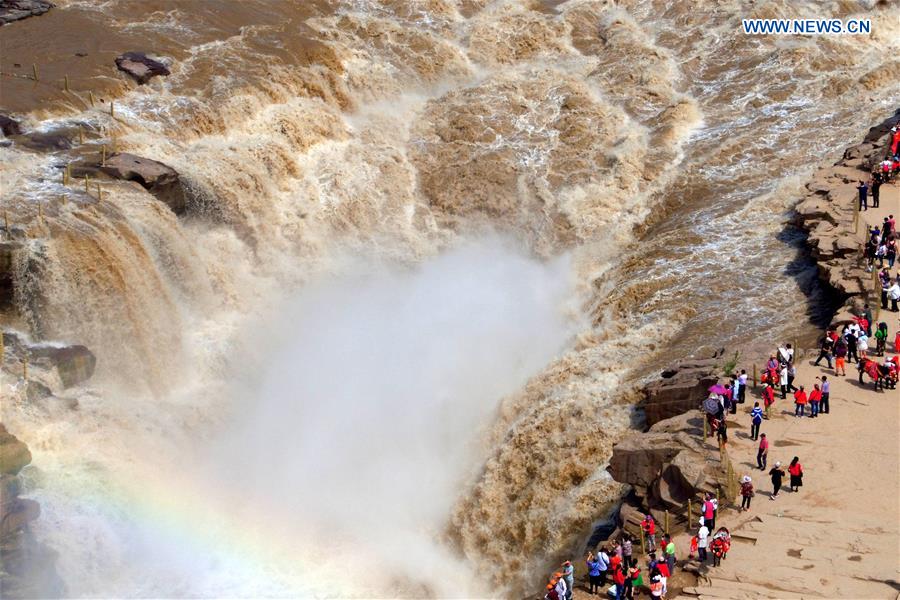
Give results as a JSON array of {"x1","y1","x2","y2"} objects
[
  {"x1": 0, "y1": 114, "x2": 22, "y2": 136},
  {"x1": 19, "y1": 131, "x2": 73, "y2": 151},
  {"x1": 0, "y1": 0, "x2": 52, "y2": 25},
  {"x1": 0, "y1": 474, "x2": 20, "y2": 511},
  {"x1": 28, "y1": 343, "x2": 97, "y2": 388},
  {"x1": 97, "y1": 152, "x2": 186, "y2": 213},
  {"x1": 0, "y1": 498, "x2": 39, "y2": 537},
  {"x1": 0, "y1": 424, "x2": 31, "y2": 476},
  {"x1": 608, "y1": 412, "x2": 739, "y2": 534},
  {"x1": 115, "y1": 52, "x2": 170, "y2": 85},
  {"x1": 643, "y1": 359, "x2": 720, "y2": 427}
]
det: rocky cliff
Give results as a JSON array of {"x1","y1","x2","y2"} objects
[
  {"x1": 0, "y1": 424, "x2": 64, "y2": 598},
  {"x1": 0, "y1": 331, "x2": 96, "y2": 598},
  {"x1": 599, "y1": 359, "x2": 738, "y2": 544},
  {"x1": 794, "y1": 108, "x2": 900, "y2": 325}
]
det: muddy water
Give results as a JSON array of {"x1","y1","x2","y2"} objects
[{"x1": 1, "y1": 0, "x2": 899, "y2": 597}]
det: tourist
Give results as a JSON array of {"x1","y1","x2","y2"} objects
[
  {"x1": 863, "y1": 304, "x2": 874, "y2": 336},
  {"x1": 778, "y1": 343, "x2": 793, "y2": 365},
  {"x1": 545, "y1": 582, "x2": 558, "y2": 600},
  {"x1": 750, "y1": 401, "x2": 763, "y2": 440},
  {"x1": 857, "y1": 180, "x2": 868, "y2": 211},
  {"x1": 888, "y1": 277, "x2": 900, "y2": 312},
  {"x1": 710, "y1": 535, "x2": 726, "y2": 567},
  {"x1": 716, "y1": 417, "x2": 728, "y2": 449},
  {"x1": 757, "y1": 433, "x2": 769, "y2": 470},
  {"x1": 561, "y1": 561, "x2": 574, "y2": 600},
  {"x1": 762, "y1": 382, "x2": 775, "y2": 419},
  {"x1": 586, "y1": 551, "x2": 605, "y2": 594},
  {"x1": 846, "y1": 327, "x2": 859, "y2": 364},
  {"x1": 872, "y1": 174, "x2": 881, "y2": 208},
  {"x1": 641, "y1": 514, "x2": 656, "y2": 553},
  {"x1": 664, "y1": 536, "x2": 676, "y2": 575},
  {"x1": 655, "y1": 558, "x2": 669, "y2": 596},
  {"x1": 779, "y1": 362, "x2": 789, "y2": 399},
  {"x1": 880, "y1": 268, "x2": 892, "y2": 310},
  {"x1": 554, "y1": 572, "x2": 567, "y2": 600},
  {"x1": 874, "y1": 323, "x2": 888, "y2": 355},
  {"x1": 626, "y1": 558, "x2": 641, "y2": 600},
  {"x1": 612, "y1": 562, "x2": 626, "y2": 600},
  {"x1": 793, "y1": 385, "x2": 808, "y2": 417},
  {"x1": 648, "y1": 573, "x2": 663, "y2": 599},
  {"x1": 769, "y1": 461, "x2": 785, "y2": 500},
  {"x1": 622, "y1": 534, "x2": 633, "y2": 567},
  {"x1": 834, "y1": 338, "x2": 847, "y2": 376},
  {"x1": 739, "y1": 475, "x2": 754, "y2": 511},
  {"x1": 697, "y1": 519, "x2": 709, "y2": 563},
  {"x1": 738, "y1": 369, "x2": 748, "y2": 403},
  {"x1": 858, "y1": 331, "x2": 869, "y2": 359},
  {"x1": 702, "y1": 494, "x2": 716, "y2": 530},
  {"x1": 819, "y1": 376, "x2": 830, "y2": 414},
  {"x1": 808, "y1": 383, "x2": 822, "y2": 417},
  {"x1": 814, "y1": 333, "x2": 834, "y2": 368},
  {"x1": 887, "y1": 239, "x2": 897, "y2": 269},
  {"x1": 788, "y1": 457, "x2": 803, "y2": 492}
]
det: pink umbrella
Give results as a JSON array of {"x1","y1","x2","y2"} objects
[{"x1": 708, "y1": 384, "x2": 727, "y2": 395}]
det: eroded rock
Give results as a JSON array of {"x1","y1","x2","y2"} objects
[
  {"x1": 115, "y1": 52, "x2": 171, "y2": 85},
  {"x1": 28, "y1": 343, "x2": 96, "y2": 388},
  {"x1": 0, "y1": 114, "x2": 23, "y2": 136},
  {"x1": 0, "y1": 424, "x2": 32, "y2": 476},
  {"x1": 0, "y1": 0, "x2": 53, "y2": 25}
]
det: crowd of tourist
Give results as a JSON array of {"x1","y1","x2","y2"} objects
[{"x1": 540, "y1": 125, "x2": 900, "y2": 600}]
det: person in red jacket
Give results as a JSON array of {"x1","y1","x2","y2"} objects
[
  {"x1": 762, "y1": 382, "x2": 776, "y2": 419},
  {"x1": 641, "y1": 513, "x2": 657, "y2": 552},
  {"x1": 788, "y1": 457, "x2": 803, "y2": 492},
  {"x1": 793, "y1": 386, "x2": 808, "y2": 417},
  {"x1": 612, "y1": 564, "x2": 626, "y2": 600},
  {"x1": 808, "y1": 384, "x2": 822, "y2": 417}
]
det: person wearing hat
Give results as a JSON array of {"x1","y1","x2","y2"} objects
[
  {"x1": 740, "y1": 475, "x2": 754, "y2": 511},
  {"x1": 561, "y1": 561, "x2": 574, "y2": 600},
  {"x1": 769, "y1": 461, "x2": 786, "y2": 500},
  {"x1": 697, "y1": 519, "x2": 710, "y2": 563},
  {"x1": 553, "y1": 571, "x2": 567, "y2": 600}
]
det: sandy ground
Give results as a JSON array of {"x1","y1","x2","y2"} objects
[
  {"x1": 671, "y1": 182, "x2": 900, "y2": 599},
  {"x1": 567, "y1": 182, "x2": 900, "y2": 600}
]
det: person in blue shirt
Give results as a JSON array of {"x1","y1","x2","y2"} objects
[
  {"x1": 749, "y1": 401, "x2": 763, "y2": 440},
  {"x1": 586, "y1": 548, "x2": 609, "y2": 593}
]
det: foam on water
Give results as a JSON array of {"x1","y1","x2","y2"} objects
[{"x1": 1, "y1": 0, "x2": 899, "y2": 596}]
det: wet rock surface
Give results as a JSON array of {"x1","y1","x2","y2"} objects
[
  {"x1": 114, "y1": 52, "x2": 171, "y2": 85},
  {"x1": 0, "y1": 0, "x2": 52, "y2": 26},
  {"x1": 0, "y1": 424, "x2": 65, "y2": 598},
  {"x1": 71, "y1": 152, "x2": 187, "y2": 214},
  {"x1": 643, "y1": 354, "x2": 721, "y2": 427},
  {"x1": 794, "y1": 108, "x2": 900, "y2": 326}
]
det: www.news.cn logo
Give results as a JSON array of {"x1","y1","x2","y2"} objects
[{"x1": 742, "y1": 18, "x2": 871, "y2": 35}]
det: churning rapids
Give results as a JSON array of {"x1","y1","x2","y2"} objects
[{"x1": 1, "y1": 0, "x2": 899, "y2": 597}]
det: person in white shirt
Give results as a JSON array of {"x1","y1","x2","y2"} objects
[
  {"x1": 738, "y1": 370, "x2": 748, "y2": 403},
  {"x1": 697, "y1": 520, "x2": 710, "y2": 563},
  {"x1": 889, "y1": 280, "x2": 900, "y2": 312}
]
